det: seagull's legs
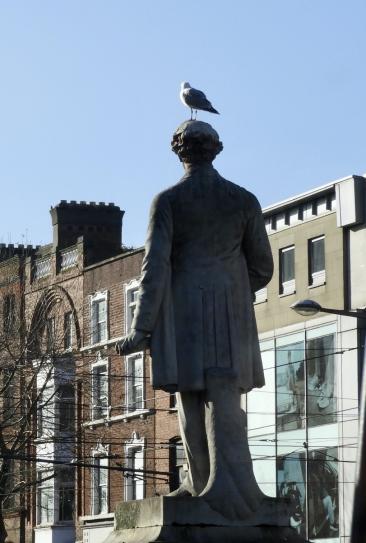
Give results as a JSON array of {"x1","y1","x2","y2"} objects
[
  {"x1": 195, "y1": 110, "x2": 198, "y2": 120},
  {"x1": 190, "y1": 108, "x2": 193, "y2": 120}
]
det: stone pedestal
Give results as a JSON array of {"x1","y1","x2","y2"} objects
[{"x1": 104, "y1": 496, "x2": 308, "y2": 543}]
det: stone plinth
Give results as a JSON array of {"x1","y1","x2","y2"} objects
[{"x1": 103, "y1": 496, "x2": 308, "y2": 543}]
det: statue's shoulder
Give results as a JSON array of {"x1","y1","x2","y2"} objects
[
  {"x1": 149, "y1": 184, "x2": 178, "y2": 214},
  {"x1": 216, "y1": 174, "x2": 261, "y2": 210},
  {"x1": 151, "y1": 176, "x2": 189, "y2": 204}
]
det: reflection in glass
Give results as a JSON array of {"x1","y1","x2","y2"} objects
[
  {"x1": 308, "y1": 448, "x2": 338, "y2": 539},
  {"x1": 276, "y1": 341, "x2": 305, "y2": 432},
  {"x1": 307, "y1": 334, "x2": 336, "y2": 427},
  {"x1": 277, "y1": 452, "x2": 306, "y2": 538}
]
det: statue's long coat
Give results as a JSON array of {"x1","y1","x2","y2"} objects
[{"x1": 132, "y1": 165, "x2": 273, "y2": 393}]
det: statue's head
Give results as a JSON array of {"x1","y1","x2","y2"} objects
[{"x1": 171, "y1": 120, "x2": 223, "y2": 165}]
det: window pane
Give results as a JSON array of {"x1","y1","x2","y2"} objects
[
  {"x1": 58, "y1": 384, "x2": 75, "y2": 432},
  {"x1": 131, "y1": 289, "x2": 138, "y2": 303},
  {"x1": 58, "y1": 467, "x2": 74, "y2": 521},
  {"x1": 38, "y1": 387, "x2": 54, "y2": 436},
  {"x1": 98, "y1": 319, "x2": 107, "y2": 342},
  {"x1": 276, "y1": 340, "x2": 305, "y2": 432},
  {"x1": 92, "y1": 299, "x2": 107, "y2": 343},
  {"x1": 98, "y1": 299, "x2": 106, "y2": 321},
  {"x1": 37, "y1": 471, "x2": 54, "y2": 525},
  {"x1": 277, "y1": 452, "x2": 306, "y2": 539},
  {"x1": 169, "y1": 440, "x2": 186, "y2": 492},
  {"x1": 307, "y1": 334, "x2": 336, "y2": 427},
  {"x1": 308, "y1": 448, "x2": 339, "y2": 539},
  {"x1": 46, "y1": 317, "x2": 55, "y2": 352},
  {"x1": 64, "y1": 312, "x2": 73, "y2": 349},
  {"x1": 93, "y1": 457, "x2": 108, "y2": 514},
  {"x1": 281, "y1": 248, "x2": 295, "y2": 283},
  {"x1": 127, "y1": 287, "x2": 139, "y2": 332},
  {"x1": 131, "y1": 449, "x2": 144, "y2": 500},
  {"x1": 92, "y1": 365, "x2": 108, "y2": 419},
  {"x1": 128, "y1": 356, "x2": 143, "y2": 411},
  {"x1": 311, "y1": 238, "x2": 325, "y2": 274},
  {"x1": 59, "y1": 487, "x2": 74, "y2": 521}
]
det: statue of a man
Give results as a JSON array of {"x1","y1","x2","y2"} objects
[{"x1": 117, "y1": 120, "x2": 273, "y2": 519}]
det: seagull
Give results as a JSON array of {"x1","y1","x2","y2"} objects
[{"x1": 180, "y1": 82, "x2": 219, "y2": 120}]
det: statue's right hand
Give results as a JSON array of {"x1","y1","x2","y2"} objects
[{"x1": 115, "y1": 329, "x2": 150, "y2": 356}]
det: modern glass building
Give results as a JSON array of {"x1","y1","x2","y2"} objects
[{"x1": 250, "y1": 175, "x2": 366, "y2": 542}]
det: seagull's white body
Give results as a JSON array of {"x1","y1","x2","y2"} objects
[{"x1": 180, "y1": 82, "x2": 219, "y2": 119}]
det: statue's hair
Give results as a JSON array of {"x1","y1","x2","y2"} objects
[{"x1": 171, "y1": 120, "x2": 223, "y2": 163}]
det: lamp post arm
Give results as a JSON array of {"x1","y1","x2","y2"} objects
[{"x1": 320, "y1": 307, "x2": 366, "y2": 320}]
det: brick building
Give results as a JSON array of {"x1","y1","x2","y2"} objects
[
  {"x1": 0, "y1": 201, "x2": 180, "y2": 543},
  {"x1": 0, "y1": 244, "x2": 37, "y2": 543}
]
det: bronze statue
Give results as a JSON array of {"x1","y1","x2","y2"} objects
[{"x1": 117, "y1": 120, "x2": 273, "y2": 519}]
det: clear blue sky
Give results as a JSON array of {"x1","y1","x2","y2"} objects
[{"x1": 1, "y1": 1, "x2": 365, "y2": 248}]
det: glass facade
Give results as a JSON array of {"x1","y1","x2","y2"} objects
[
  {"x1": 277, "y1": 452, "x2": 306, "y2": 538},
  {"x1": 308, "y1": 448, "x2": 339, "y2": 539},
  {"x1": 307, "y1": 334, "x2": 336, "y2": 427},
  {"x1": 275, "y1": 328, "x2": 336, "y2": 433},
  {"x1": 276, "y1": 339, "x2": 305, "y2": 432},
  {"x1": 249, "y1": 324, "x2": 340, "y2": 541}
]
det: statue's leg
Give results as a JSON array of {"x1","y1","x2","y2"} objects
[
  {"x1": 199, "y1": 368, "x2": 264, "y2": 519},
  {"x1": 168, "y1": 390, "x2": 210, "y2": 497}
]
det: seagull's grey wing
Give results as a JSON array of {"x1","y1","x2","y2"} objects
[{"x1": 183, "y1": 87, "x2": 212, "y2": 109}]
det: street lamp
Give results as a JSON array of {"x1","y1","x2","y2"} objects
[
  {"x1": 291, "y1": 299, "x2": 366, "y2": 319},
  {"x1": 290, "y1": 298, "x2": 366, "y2": 542}
]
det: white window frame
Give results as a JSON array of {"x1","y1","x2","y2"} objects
[
  {"x1": 37, "y1": 470, "x2": 55, "y2": 526},
  {"x1": 309, "y1": 235, "x2": 326, "y2": 287},
  {"x1": 125, "y1": 432, "x2": 145, "y2": 501},
  {"x1": 46, "y1": 316, "x2": 56, "y2": 353},
  {"x1": 91, "y1": 353, "x2": 109, "y2": 422},
  {"x1": 125, "y1": 352, "x2": 144, "y2": 414},
  {"x1": 125, "y1": 280, "x2": 140, "y2": 334},
  {"x1": 280, "y1": 245, "x2": 296, "y2": 295},
  {"x1": 63, "y1": 311, "x2": 74, "y2": 350},
  {"x1": 91, "y1": 443, "x2": 109, "y2": 516},
  {"x1": 90, "y1": 291, "x2": 108, "y2": 345},
  {"x1": 37, "y1": 385, "x2": 55, "y2": 438},
  {"x1": 254, "y1": 287, "x2": 268, "y2": 304}
]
